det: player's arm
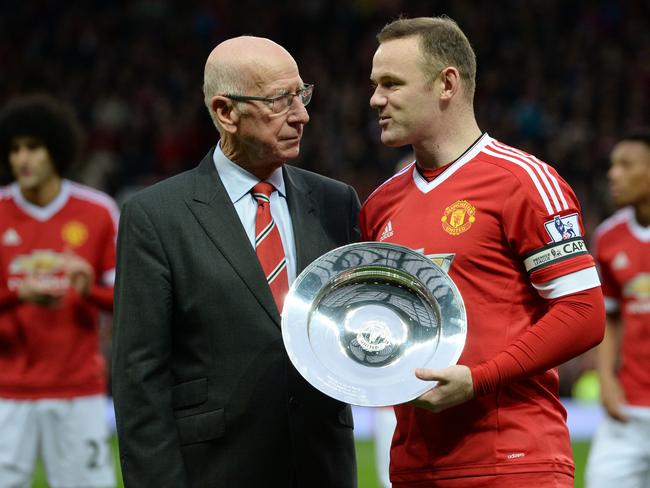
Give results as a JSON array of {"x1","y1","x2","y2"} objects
[
  {"x1": 412, "y1": 285, "x2": 605, "y2": 413},
  {"x1": 62, "y1": 250, "x2": 114, "y2": 311},
  {"x1": 596, "y1": 312, "x2": 627, "y2": 421},
  {"x1": 468, "y1": 169, "x2": 605, "y2": 398},
  {"x1": 0, "y1": 274, "x2": 65, "y2": 309},
  {"x1": 0, "y1": 257, "x2": 22, "y2": 310},
  {"x1": 18, "y1": 274, "x2": 66, "y2": 306},
  {"x1": 111, "y1": 197, "x2": 189, "y2": 487},
  {"x1": 412, "y1": 168, "x2": 605, "y2": 413},
  {"x1": 591, "y1": 235, "x2": 627, "y2": 421},
  {"x1": 471, "y1": 285, "x2": 605, "y2": 393},
  {"x1": 0, "y1": 288, "x2": 19, "y2": 310},
  {"x1": 63, "y1": 201, "x2": 118, "y2": 312},
  {"x1": 83, "y1": 282, "x2": 113, "y2": 310}
]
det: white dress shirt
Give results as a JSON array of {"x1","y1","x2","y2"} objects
[{"x1": 212, "y1": 144, "x2": 297, "y2": 285}]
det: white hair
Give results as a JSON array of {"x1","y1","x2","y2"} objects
[{"x1": 203, "y1": 62, "x2": 249, "y2": 132}]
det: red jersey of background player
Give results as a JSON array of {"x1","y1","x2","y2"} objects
[
  {"x1": 592, "y1": 207, "x2": 650, "y2": 407},
  {"x1": 0, "y1": 180, "x2": 117, "y2": 399},
  {"x1": 360, "y1": 133, "x2": 601, "y2": 481}
]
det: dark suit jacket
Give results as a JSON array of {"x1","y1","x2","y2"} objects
[{"x1": 112, "y1": 149, "x2": 360, "y2": 488}]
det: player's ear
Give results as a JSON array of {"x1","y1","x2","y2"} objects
[{"x1": 439, "y1": 67, "x2": 460, "y2": 101}]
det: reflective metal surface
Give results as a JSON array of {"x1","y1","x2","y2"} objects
[{"x1": 281, "y1": 242, "x2": 467, "y2": 407}]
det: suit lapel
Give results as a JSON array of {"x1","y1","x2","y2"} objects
[
  {"x1": 186, "y1": 152, "x2": 281, "y2": 326},
  {"x1": 284, "y1": 166, "x2": 323, "y2": 274}
]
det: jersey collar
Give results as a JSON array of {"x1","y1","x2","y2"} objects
[
  {"x1": 625, "y1": 207, "x2": 650, "y2": 242},
  {"x1": 11, "y1": 179, "x2": 71, "y2": 221},
  {"x1": 412, "y1": 133, "x2": 492, "y2": 194}
]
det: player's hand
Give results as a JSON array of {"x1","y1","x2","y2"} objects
[
  {"x1": 63, "y1": 249, "x2": 95, "y2": 296},
  {"x1": 62, "y1": 250, "x2": 94, "y2": 296},
  {"x1": 599, "y1": 374, "x2": 628, "y2": 422},
  {"x1": 17, "y1": 274, "x2": 65, "y2": 307},
  {"x1": 408, "y1": 365, "x2": 474, "y2": 413}
]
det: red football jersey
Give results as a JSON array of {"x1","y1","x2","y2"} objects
[
  {"x1": 0, "y1": 180, "x2": 118, "y2": 399},
  {"x1": 592, "y1": 207, "x2": 650, "y2": 407},
  {"x1": 360, "y1": 134, "x2": 599, "y2": 482}
]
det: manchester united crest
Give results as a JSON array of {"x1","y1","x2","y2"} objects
[
  {"x1": 441, "y1": 200, "x2": 476, "y2": 236},
  {"x1": 61, "y1": 221, "x2": 88, "y2": 247}
]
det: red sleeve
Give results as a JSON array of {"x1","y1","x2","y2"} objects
[
  {"x1": 591, "y1": 229, "x2": 621, "y2": 303},
  {"x1": 470, "y1": 286, "x2": 605, "y2": 395},
  {"x1": 86, "y1": 284, "x2": 113, "y2": 312},
  {"x1": 500, "y1": 163, "x2": 594, "y2": 285},
  {"x1": 0, "y1": 288, "x2": 20, "y2": 311},
  {"x1": 67, "y1": 284, "x2": 113, "y2": 312},
  {"x1": 98, "y1": 201, "x2": 118, "y2": 283},
  {"x1": 83, "y1": 198, "x2": 117, "y2": 313}
]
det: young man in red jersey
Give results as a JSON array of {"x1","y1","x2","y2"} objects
[
  {"x1": 585, "y1": 129, "x2": 650, "y2": 488},
  {"x1": 0, "y1": 96, "x2": 117, "y2": 487},
  {"x1": 361, "y1": 17, "x2": 605, "y2": 487}
]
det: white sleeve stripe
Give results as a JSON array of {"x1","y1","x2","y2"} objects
[
  {"x1": 102, "y1": 269, "x2": 116, "y2": 286},
  {"x1": 532, "y1": 267, "x2": 601, "y2": 299},
  {"x1": 482, "y1": 146, "x2": 554, "y2": 214},
  {"x1": 492, "y1": 141, "x2": 562, "y2": 212},
  {"x1": 68, "y1": 182, "x2": 120, "y2": 231},
  {"x1": 538, "y1": 157, "x2": 569, "y2": 209},
  {"x1": 494, "y1": 141, "x2": 569, "y2": 210},
  {"x1": 490, "y1": 141, "x2": 565, "y2": 213}
]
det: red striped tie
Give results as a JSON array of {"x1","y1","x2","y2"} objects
[{"x1": 252, "y1": 182, "x2": 289, "y2": 312}]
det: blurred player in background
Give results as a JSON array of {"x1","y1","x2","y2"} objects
[
  {"x1": 361, "y1": 16, "x2": 605, "y2": 487},
  {"x1": 586, "y1": 129, "x2": 650, "y2": 488},
  {"x1": 0, "y1": 95, "x2": 117, "y2": 488},
  {"x1": 375, "y1": 405, "x2": 396, "y2": 488}
]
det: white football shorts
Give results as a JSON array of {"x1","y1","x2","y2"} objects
[
  {"x1": 0, "y1": 395, "x2": 115, "y2": 488},
  {"x1": 585, "y1": 405, "x2": 650, "y2": 488}
]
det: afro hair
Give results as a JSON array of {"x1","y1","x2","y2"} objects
[{"x1": 0, "y1": 94, "x2": 83, "y2": 176}]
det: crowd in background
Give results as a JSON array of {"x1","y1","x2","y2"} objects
[{"x1": 1, "y1": 0, "x2": 649, "y2": 396}]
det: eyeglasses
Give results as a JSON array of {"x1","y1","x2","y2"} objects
[{"x1": 223, "y1": 84, "x2": 314, "y2": 114}]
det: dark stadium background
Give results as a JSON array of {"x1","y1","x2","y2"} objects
[{"x1": 1, "y1": 1, "x2": 648, "y2": 487}]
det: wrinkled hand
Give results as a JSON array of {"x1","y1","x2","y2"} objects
[
  {"x1": 599, "y1": 374, "x2": 628, "y2": 422},
  {"x1": 62, "y1": 250, "x2": 94, "y2": 296},
  {"x1": 18, "y1": 274, "x2": 65, "y2": 307},
  {"x1": 408, "y1": 365, "x2": 474, "y2": 413}
]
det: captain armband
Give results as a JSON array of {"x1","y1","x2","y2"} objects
[{"x1": 522, "y1": 237, "x2": 589, "y2": 273}]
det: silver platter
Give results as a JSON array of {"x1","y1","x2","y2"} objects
[{"x1": 281, "y1": 242, "x2": 467, "y2": 407}]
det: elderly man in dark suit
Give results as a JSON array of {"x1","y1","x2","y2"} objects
[{"x1": 112, "y1": 36, "x2": 360, "y2": 488}]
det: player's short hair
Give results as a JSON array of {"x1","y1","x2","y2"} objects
[
  {"x1": 377, "y1": 16, "x2": 477, "y2": 101},
  {"x1": 620, "y1": 128, "x2": 650, "y2": 150},
  {"x1": 0, "y1": 94, "x2": 83, "y2": 175}
]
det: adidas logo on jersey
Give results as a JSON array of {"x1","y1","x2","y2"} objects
[
  {"x1": 379, "y1": 221, "x2": 394, "y2": 241},
  {"x1": 2, "y1": 228, "x2": 21, "y2": 246},
  {"x1": 612, "y1": 251, "x2": 629, "y2": 270}
]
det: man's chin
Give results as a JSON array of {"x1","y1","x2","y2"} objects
[
  {"x1": 281, "y1": 139, "x2": 300, "y2": 158},
  {"x1": 613, "y1": 197, "x2": 630, "y2": 208},
  {"x1": 380, "y1": 132, "x2": 406, "y2": 148},
  {"x1": 279, "y1": 144, "x2": 301, "y2": 161},
  {"x1": 17, "y1": 178, "x2": 39, "y2": 190}
]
